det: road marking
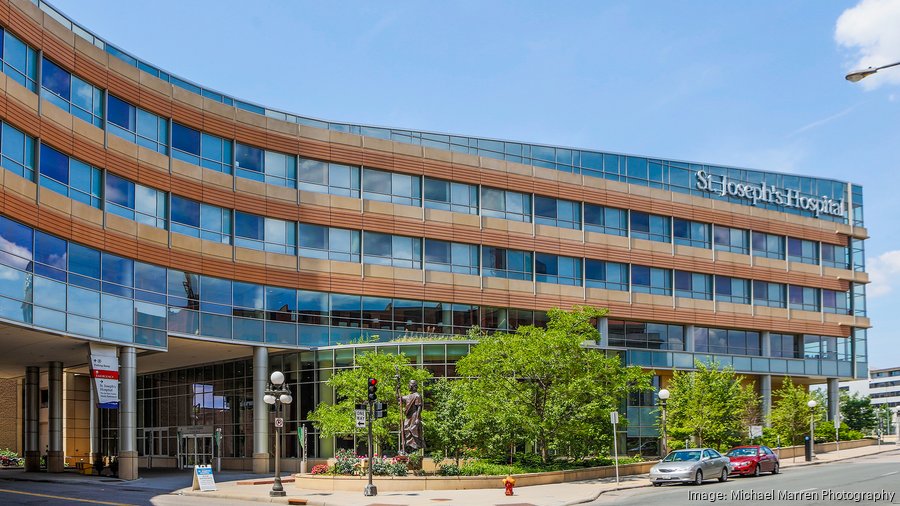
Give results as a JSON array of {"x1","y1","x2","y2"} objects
[
  {"x1": 0, "y1": 488, "x2": 135, "y2": 505},
  {"x1": 879, "y1": 471, "x2": 899, "y2": 477},
  {"x1": 798, "y1": 488, "x2": 817, "y2": 493}
]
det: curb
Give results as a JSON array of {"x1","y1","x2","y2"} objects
[
  {"x1": 562, "y1": 481, "x2": 652, "y2": 506},
  {"x1": 178, "y1": 488, "x2": 323, "y2": 505}
]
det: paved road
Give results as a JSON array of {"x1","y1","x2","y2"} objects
[
  {"x1": 0, "y1": 476, "x2": 257, "y2": 505},
  {"x1": 588, "y1": 448, "x2": 900, "y2": 505}
]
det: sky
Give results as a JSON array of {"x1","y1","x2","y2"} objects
[{"x1": 50, "y1": 0, "x2": 900, "y2": 370}]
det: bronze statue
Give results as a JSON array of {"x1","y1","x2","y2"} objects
[{"x1": 398, "y1": 379, "x2": 424, "y2": 452}]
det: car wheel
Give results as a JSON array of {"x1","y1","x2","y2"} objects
[
  {"x1": 718, "y1": 467, "x2": 728, "y2": 482},
  {"x1": 753, "y1": 464, "x2": 760, "y2": 477},
  {"x1": 693, "y1": 470, "x2": 703, "y2": 485},
  {"x1": 652, "y1": 482, "x2": 661, "y2": 487},
  {"x1": 772, "y1": 463, "x2": 779, "y2": 475}
]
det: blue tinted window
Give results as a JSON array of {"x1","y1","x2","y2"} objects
[
  {"x1": 753, "y1": 281, "x2": 786, "y2": 308},
  {"x1": 235, "y1": 212, "x2": 294, "y2": 254},
  {"x1": 751, "y1": 232, "x2": 785, "y2": 260},
  {"x1": 107, "y1": 95, "x2": 170, "y2": 155},
  {"x1": 41, "y1": 58, "x2": 70, "y2": 99},
  {"x1": 299, "y1": 158, "x2": 360, "y2": 197},
  {"x1": 788, "y1": 238, "x2": 819, "y2": 265},
  {"x1": 363, "y1": 168, "x2": 421, "y2": 207},
  {"x1": 714, "y1": 226, "x2": 749, "y2": 255},
  {"x1": 39, "y1": 144, "x2": 101, "y2": 208},
  {"x1": 631, "y1": 265, "x2": 672, "y2": 295},
  {"x1": 482, "y1": 246, "x2": 532, "y2": 280},
  {"x1": 535, "y1": 253, "x2": 582, "y2": 286},
  {"x1": 673, "y1": 219, "x2": 710, "y2": 249},
  {"x1": 1, "y1": 122, "x2": 36, "y2": 180},
  {"x1": 535, "y1": 196, "x2": 581, "y2": 229},
  {"x1": 105, "y1": 174, "x2": 166, "y2": 228},
  {"x1": 362, "y1": 232, "x2": 421, "y2": 269},
  {"x1": 423, "y1": 177, "x2": 478, "y2": 214},
  {"x1": 630, "y1": 212, "x2": 670, "y2": 243},
  {"x1": 39, "y1": 144, "x2": 68, "y2": 184},
  {"x1": 0, "y1": 216, "x2": 33, "y2": 268},
  {"x1": 68, "y1": 243, "x2": 100, "y2": 290},
  {"x1": 298, "y1": 224, "x2": 360, "y2": 262},
  {"x1": 481, "y1": 187, "x2": 532, "y2": 222},
  {"x1": 41, "y1": 58, "x2": 103, "y2": 127},
  {"x1": 172, "y1": 123, "x2": 200, "y2": 155},
  {"x1": 585, "y1": 259, "x2": 628, "y2": 291},
  {"x1": 715, "y1": 276, "x2": 750, "y2": 304},
  {"x1": 674, "y1": 271, "x2": 712, "y2": 299},
  {"x1": 170, "y1": 195, "x2": 231, "y2": 244},
  {"x1": 424, "y1": 239, "x2": 478, "y2": 275},
  {"x1": 33, "y1": 231, "x2": 66, "y2": 280},
  {"x1": 1, "y1": 28, "x2": 38, "y2": 91},
  {"x1": 788, "y1": 285, "x2": 819, "y2": 312},
  {"x1": 584, "y1": 204, "x2": 627, "y2": 236}
]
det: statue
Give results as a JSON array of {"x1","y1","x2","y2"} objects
[{"x1": 398, "y1": 379, "x2": 424, "y2": 452}]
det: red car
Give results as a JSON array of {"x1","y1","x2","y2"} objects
[{"x1": 726, "y1": 445, "x2": 780, "y2": 477}]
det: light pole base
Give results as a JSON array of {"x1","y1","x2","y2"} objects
[
  {"x1": 270, "y1": 489, "x2": 287, "y2": 498},
  {"x1": 364, "y1": 484, "x2": 378, "y2": 496}
]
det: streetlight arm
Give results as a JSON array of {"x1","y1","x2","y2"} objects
[{"x1": 846, "y1": 60, "x2": 900, "y2": 82}]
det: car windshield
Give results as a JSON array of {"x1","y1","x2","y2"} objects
[
  {"x1": 727, "y1": 448, "x2": 758, "y2": 457},
  {"x1": 662, "y1": 450, "x2": 701, "y2": 462}
]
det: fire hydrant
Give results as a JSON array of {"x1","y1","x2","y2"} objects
[{"x1": 503, "y1": 475, "x2": 515, "y2": 496}]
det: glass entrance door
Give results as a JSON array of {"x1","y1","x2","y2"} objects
[{"x1": 177, "y1": 433, "x2": 214, "y2": 469}]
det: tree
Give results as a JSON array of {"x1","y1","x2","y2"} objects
[
  {"x1": 456, "y1": 306, "x2": 652, "y2": 462},
  {"x1": 308, "y1": 351, "x2": 432, "y2": 454},
  {"x1": 840, "y1": 392, "x2": 877, "y2": 432},
  {"x1": 770, "y1": 377, "x2": 826, "y2": 447},
  {"x1": 875, "y1": 404, "x2": 893, "y2": 436},
  {"x1": 426, "y1": 378, "x2": 471, "y2": 465},
  {"x1": 663, "y1": 360, "x2": 758, "y2": 451}
]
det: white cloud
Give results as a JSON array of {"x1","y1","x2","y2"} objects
[
  {"x1": 835, "y1": 0, "x2": 900, "y2": 89},
  {"x1": 866, "y1": 250, "x2": 900, "y2": 297}
]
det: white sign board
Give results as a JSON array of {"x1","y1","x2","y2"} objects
[
  {"x1": 275, "y1": 417, "x2": 284, "y2": 428},
  {"x1": 610, "y1": 411, "x2": 619, "y2": 425},
  {"x1": 192, "y1": 465, "x2": 217, "y2": 491},
  {"x1": 355, "y1": 409, "x2": 366, "y2": 428},
  {"x1": 749, "y1": 425, "x2": 763, "y2": 439},
  {"x1": 834, "y1": 417, "x2": 842, "y2": 430},
  {"x1": 89, "y1": 345, "x2": 119, "y2": 409}
]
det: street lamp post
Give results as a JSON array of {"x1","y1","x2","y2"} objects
[
  {"x1": 263, "y1": 371, "x2": 293, "y2": 498},
  {"x1": 846, "y1": 61, "x2": 900, "y2": 82},
  {"x1": 807, "y1": 399, "x2": 817, "y2": 460},
  {"x1": 657, "y1": 388, "x2": 670, "y2": 457}
]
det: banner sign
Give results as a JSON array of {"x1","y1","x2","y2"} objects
[
  {"x1": 89, "y1": 345, "x2": 119, "y2": 409},
  {"x1": 695, "y1": 170, "x2": 846, "y2": 218}
]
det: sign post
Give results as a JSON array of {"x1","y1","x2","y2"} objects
[
  {"x1": 834, "y1": 416, "x2": 841, "y2": 453},
  {"x1": 610, "y1": 411, "x2": 620, "y2": 487},
  {"x1": 749, "y1": 425, "x2": 763, "y2": 440}
]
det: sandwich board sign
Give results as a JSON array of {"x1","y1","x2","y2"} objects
[{"x1": 192, "y1": 465, "x2": 217, "y2": 491}]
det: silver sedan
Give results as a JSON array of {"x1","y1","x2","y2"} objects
[{"x1": 649, "y1": 448, "x2": 732, "y2": 486}]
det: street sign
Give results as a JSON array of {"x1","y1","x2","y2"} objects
[
  {"x1": 834, "y1": 417, "x2": 841, "y2": 430},
  {"x1": 298, "y1": 426, "x2": 305, "y2": 448},
  {"x1": 355, "y1": 408, "x2": 366, "y2": 428},
  {"x1": 749, "y1": 425, "x2": 763, "y2": 438},
  {"x1": 610, "y1": 411, "x2": 619, "y2": 424},
  {"x1": 192, "y1": 465, "x2": 217, "y2": 492},
  {"x1": 274, "y1": 417, "x2": 284, "y2": 428}
]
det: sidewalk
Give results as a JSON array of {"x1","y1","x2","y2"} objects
[{"x1": 174, "y1": 443, "x2": 900, "y2": 506}]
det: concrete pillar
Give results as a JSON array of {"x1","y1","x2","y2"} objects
[
  {"x1": 598, "y1": 317, "x2": 609, "y2": 348},
  {"x1": 23, "y1": 366, "x2": 40, "y2": 472},
  {"x1": 685, "y1": 325, "x2": 696, "y2": 353},
  {"x1": 827, "y1": 378, "x2": 840, "y2": 423},
  {"x1": 760, "y1": 374, "x2": 772, "y2": 427},
  {"x1": 253, "y1": 346, "x2": 270, "y2": 474},
  {"x1": 118, "y1": 347, "x2": 138, "y2": 480},
  {"x1": 47, "y1": 362, "x2": 64, "y2": 472}
]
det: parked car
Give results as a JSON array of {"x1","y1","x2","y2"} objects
[
  {"x1": 649, "y1": 448, "x2": 732, "y2": 486},
  {"x1": 726, "y1": 445, "x2": 780, "y2": 477}
]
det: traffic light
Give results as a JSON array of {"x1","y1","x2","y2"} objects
[
  {"x1": 373, "y1": 401, "x2": 387, "y2": 419},
  {"x1": 367, "y1": 378, "x2": 378, "y2": 402}
]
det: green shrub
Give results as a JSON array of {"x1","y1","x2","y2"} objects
[{"x1": 439, "y1": 463, "x2": 461, "y2": 476}]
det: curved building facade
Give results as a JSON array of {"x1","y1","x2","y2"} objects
[{"x1": 0, "y1": 0, "x2": 869, "y2": 476}]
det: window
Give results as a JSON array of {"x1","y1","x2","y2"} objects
[
  {"x1": 753, "y1": 280, "x2": 786, "y2": 308},
  {"x1": 631, "y1": 265, "x2": 672, "y2": 295},
  {"x1": 481, "y1": 187, "x2": 532, "y2": 222},
  {"x1": 362, "y1": 168, "x2": 421, "y2": 206},
  {"x1": 172, "y1": 122, "x2": 232, "y2": 173},
  {"x1": 585, "y1": 259, "x2": 628, "y2": 291},
  {"x1": 751, "y1": 232, "x2": 785, "y2": 260},
  {"x1": 535, "y1": 253, "x2": 581, "y2": 286},
  {"x1": 170, "y1": 195, "x2": 232, "y2": 244},
  {"x1": 770, "y1": 333, "x2": 801, "y2": 359},
  {"x1": 1, "y1": 121, "x2": 36, "y2": 180},
  {"x1": 714, "y1": 225, "x2": 749, "y2": 254},
  {"x1": 608, "y1": 321, "x2": 685, "y2": 350},
  {"x1": 38, "y1": 144, "x2": 102, "y2": 208},
  {"x1": 40, "y1": 58, "x2": 103, "y2": 127},
  {"x1": 821, "y1": 243, "x2": 849, "y2": 269},
  {"x1": 630, "y1": 212, "x2": 670, "y2": 243},
  {"x1": 788, "y1": 238, "x2": 819, "y2": 265},
  {"x1": 298, "y1": 158, "x2": 360, "y2": 197},
  {"x1": 673, "y1": 219, "x2": 710, "y2": 248},
  {"x1": 821, "y1": 289, "x2": 849, "y2": 315},
  {"x1": 423, "y1": 177, "x2": 478, "y2": 214},
  {"x1": 789, "y1": 285, "x2": 820, "y2": 312},
  {"x1": 584, "y1": 204, "x2": 627, "y2": 236},
  {"x1": 534, "y1": 196, "x2": 581, "y2": 229},
  {"x1": 694, "y1": 327, "x2": 761, "y2": 356},
  {"x1": 482, "y1": 247, "x2": 532, "y2": 280},
  {"x1": 107, "y1": 95, "x2": 168, "y2": 155},
  {"x1": 363, "y1": 232, "x2": 422, "y2": 269},
  {"x1": 33, "y1": 230, "x2": 66, "y2": 281},
  {"x1": 234, "y1": 211, "x2": 296, "y2": 254},
  {"x1": 803, "y1": 335, "x2": 823, "y2": 359},
  {"x1": 105, "y1": 173, "x2": 166, "y2": 228},
  {"x1": 235, "y1": 142, "x2": 297, "y2": 188},
  {"x1": 714, "y1": 276, "x2": 750, "y2": 304},
  {"x1": 674, "y1": 271, "x2": 712, "y2": 300},
  {"x1": 0, "y1": 28, "x2": 37, "y2": 91},
  {"x1": 298, "y1": 224, "x2": 360, "y2": 262},
  {"x1": 424, "y1": 240, "x2": 479, "y2": 275}
]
